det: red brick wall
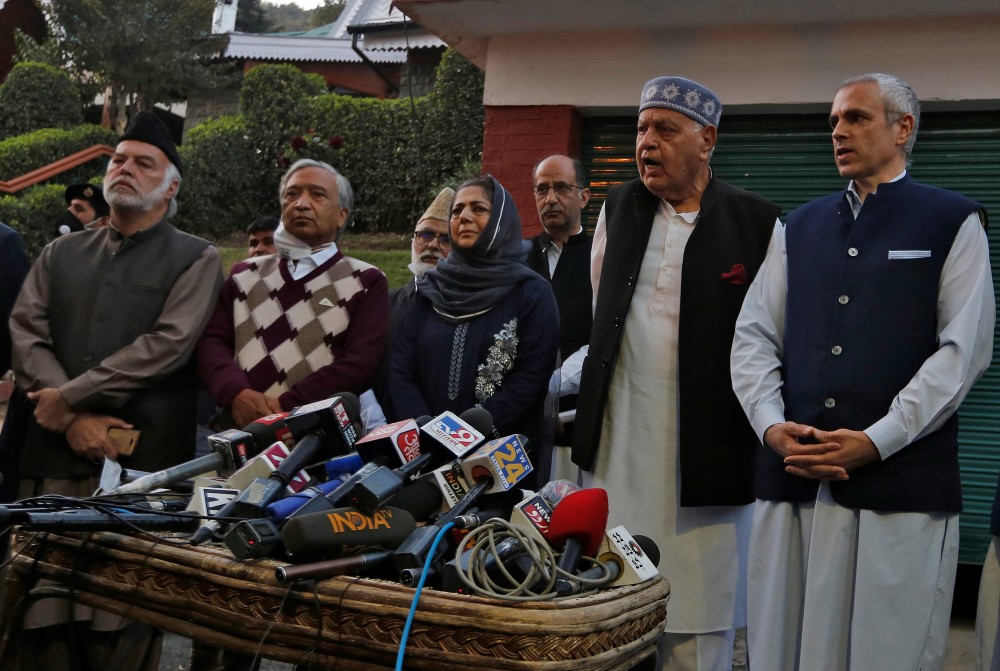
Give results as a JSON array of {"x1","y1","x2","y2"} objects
[{"x1": 481, "y1": 105, "x2": 582, "y2": 239}]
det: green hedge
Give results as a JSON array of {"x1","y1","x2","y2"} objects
[
  {"x1": 0, "y1": 182, "x2": 67, "y2": 257},
  {"x1": 0, "y1": 62, "x2": 82, "y2": 141},
  {"x1": 0, "y1": 124, "x2": 117, "y2": 182},
  {"x1": 175, "y1": 48, "x2": 484, "y2": 237}
]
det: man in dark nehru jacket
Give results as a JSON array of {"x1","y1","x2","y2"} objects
[
  {"x1": 4, "y1": 110, "x2": 223, "y2": 670},
  {"x1": 573, "y1": 76, "x2": 779, "y2": 671},
  {"x1": 53, "y1": 182, "x2": 110, "y2": 238},
  {"x1": 732, "y1": 72, "x2": 994, "y2": 671},
  {"x1": 526, "y1": 154, "x2": 592, "y2": 454}
]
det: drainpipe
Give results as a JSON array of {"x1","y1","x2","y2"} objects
[{"x1": 349, "y1": 29, "x2": 399, "y2": 96}]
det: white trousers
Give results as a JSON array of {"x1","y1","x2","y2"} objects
[
  {"x1": 978, "y1": 537, "x2": 1000, "y2": 671},
  {"x1": 748, "y1": 483, "x2": 958, "y2": 671}
]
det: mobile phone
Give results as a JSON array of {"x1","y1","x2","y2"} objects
[{"x1": 108, "y1": 428, "x2": 140, "y2": 456}]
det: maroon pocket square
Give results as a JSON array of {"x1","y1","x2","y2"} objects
[{"x1": 721, "y1": 263, "x2": 748, "y2": 286}]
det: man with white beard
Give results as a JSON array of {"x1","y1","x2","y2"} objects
[
  {"x1": 375, "y1": 187, "x2": 453, "y2": 418},
  {"x1": 4, "y1": 111, "x2": 222, "y2": 671}
]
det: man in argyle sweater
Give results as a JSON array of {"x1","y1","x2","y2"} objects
[{"x1": 197, "y1": 159, "x2": 389, "y2": 428}]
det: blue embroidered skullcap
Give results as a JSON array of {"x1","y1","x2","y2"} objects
[{"x1": 638, "y1": 76, "x2": 723, "y2": 127}]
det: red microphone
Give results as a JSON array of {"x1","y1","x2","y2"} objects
[{"x1": 547, "y1": 487, "x2": 610, "y2": 592}]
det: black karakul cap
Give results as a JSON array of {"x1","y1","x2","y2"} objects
[
  {"x1": 119, "y1": 110, "x2": 182, "y2": 175},
  {"x1": 64, "y1": 182, "x2": 110, "y2": 216}
]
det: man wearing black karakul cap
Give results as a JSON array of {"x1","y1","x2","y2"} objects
[
  {"x1": 3, "y1": 110, "x2": 223, "y2": 670},
  {"x1": 54, "y1": 182, "x2": 111, "y2": 238}
]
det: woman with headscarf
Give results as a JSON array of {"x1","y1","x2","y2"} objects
[{"x1": 388, "y1": 175, "x2": 559, "y2": 473}]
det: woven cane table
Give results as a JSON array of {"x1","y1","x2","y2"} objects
[{"x1": 5, "y1": 529, "x2": 669, "y2": 670}]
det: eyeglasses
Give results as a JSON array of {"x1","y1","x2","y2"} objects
[
  {"x1": 413, "y1": 230, "x2": 451, "y2": 247},
  {"x1": 533, "y1": 183, "x2": 583, "y2": 198}
]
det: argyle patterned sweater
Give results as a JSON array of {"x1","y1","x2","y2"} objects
[{"x1": 197, "y1": 252, "x2": 389, "y2": 410}]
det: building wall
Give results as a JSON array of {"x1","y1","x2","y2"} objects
[
  {"x1": 482, "y1": 105, "x2": 581, "y2": 238},
  {"x1": 479, "y1": 15, "x2": 1000, "y2": 111}
]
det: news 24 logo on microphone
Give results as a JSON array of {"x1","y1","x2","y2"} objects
[{"x1": 460, "y1": 434, "x2": 531, "y2": 494}]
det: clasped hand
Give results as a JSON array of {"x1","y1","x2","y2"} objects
[{"x1": 763, "y1": 422, "x2": 881, "y2": 480}]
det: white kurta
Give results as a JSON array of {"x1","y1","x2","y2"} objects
[
  {"x1": 582, "y1": 200, "x2": 751, "y2": 635},
  {"x1": 730, "y1": 173, "x2": 996, "y2": 670}
]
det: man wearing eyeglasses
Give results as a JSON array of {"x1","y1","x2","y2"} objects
[
  {"x1": 375, "y1": 187, "x2": 454, "y2": 418},
  {"x1": 526, "y1": 155, "x2": 592, "y2": 453}
]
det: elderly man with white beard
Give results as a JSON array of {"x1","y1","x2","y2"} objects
[
  {"x1": 4, "y1": 111, "x2": 222, "y2": 671},
  {"x1": 375, "y1": 187, "x2": 453, "y2": 418}
]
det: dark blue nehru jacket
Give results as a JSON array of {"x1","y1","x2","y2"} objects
[{"x1": 755, "y1": 175, "x2": 982, "y2": 513}]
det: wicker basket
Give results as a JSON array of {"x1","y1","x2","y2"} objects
[{"x1": 5, "y1": 529, "x2": 669, "y2": 670}]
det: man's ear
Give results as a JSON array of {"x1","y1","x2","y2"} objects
[{"x1": 702, "y1": 125, "x2": 718, "y2": 158}]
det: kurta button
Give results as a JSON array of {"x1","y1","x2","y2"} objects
[
  {"x1": 831, "y1": 345, "x2": 843, "y2": 355},
  {"x1": 626, "y1": 276, "x2": 634, "y2": 286},
  {"x1": 848, "y1": 247, "x2": 859, "y2": 257},
  {"x1": 612, "y1": 317, "x2": 621, "y2": 327},
  {"x1": 824, "y1": 398, "x2": 836, "y2": 408},
  {"x1": 838, "y1": 295, "x2": 849, "y2": 305}
]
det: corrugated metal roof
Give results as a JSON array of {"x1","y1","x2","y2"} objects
[{"x1": 222, "y1": 0, "x2": 442, "y2": 63}]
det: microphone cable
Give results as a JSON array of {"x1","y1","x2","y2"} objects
[
  {"x1": 454, "y1": 519, "x2": 611, "y2": 601},
  {"x1": 395, "y1": 521, "x2": 455, "y2": 671}
]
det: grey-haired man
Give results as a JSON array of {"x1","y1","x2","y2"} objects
[{"x1": 573, "y1": 77, "x2": 780, "y2": 670}]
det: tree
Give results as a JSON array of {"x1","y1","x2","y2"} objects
[
  {"x1": 235, "y1": 0, "x2": 271, "y2": 33},
  {"x1": 310, "y1": 0, "x2": 346, "y2": 27},
  {"x1": 44, "y1": 0, "x2": 236, "y2": 133},
  {"x1": 0, "y1": 62, "x2": 82, "y2": 140}
]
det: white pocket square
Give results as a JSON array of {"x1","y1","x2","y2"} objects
[{"x1": 887, "y1": 250, "x2": 931, "y2": 260}]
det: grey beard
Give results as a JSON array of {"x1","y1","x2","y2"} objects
[
  {"x1": 104, "y1": 174, "x2": 173, "y2": 212},
  {"x1": 408, "y1": 260, "x2": 437, "y2": 279}
]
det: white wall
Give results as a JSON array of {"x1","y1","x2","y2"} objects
[{"x1": 481, "y1": 15, "x2": 1000, "y2": 112}]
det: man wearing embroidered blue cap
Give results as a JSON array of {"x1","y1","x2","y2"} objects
[
  {"x1": 731, "y1": 73, "x2": 995, "y2": 670},
  {"x1": 573, "y1": 77, "x2": 779, "y2": 670}
]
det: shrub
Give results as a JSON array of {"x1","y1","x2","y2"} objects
[
  {"x1": 0, "y1": 183, "x2": 66, "y2": 258},
  {"x1": 0, "y1": 62, "x2": 82, "y2": 140},
  {"x1": 0, "y1": 124, "x2": 116, "y2": 183},
  {"x1": 175, "y1": 114, "x2": 278, "y2": 239},
  {"x1": 178, "y1": 49, "x2": 485, "y2": 238}
]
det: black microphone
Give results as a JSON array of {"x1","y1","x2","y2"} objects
[
  {"x1": 0, "y1": 507, "x2": 199, "y2": 532},
  {"x1": 280, "y1": 506, "x2": 416, "y2": 560},
  {"x1": 190, "y1": 395, "x2": 360, "y2": 545},
  {"x1": 275, "y1": 550, "x2": 391, "y2": 584}
]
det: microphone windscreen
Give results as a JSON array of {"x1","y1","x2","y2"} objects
[
  {"x1": 547, "y1": 487, "x2": 609, "y2": 558},
  {"x1": 390, "y1": 477, "x2": 443, "y2": 522},
  {"x1": 241, "y1": 413, "x2": 292, "y2": 450},
  {"x1": 336, "y1": 392, "x2": 363, "y2": 436},
  {"x1": 281, "y1": 506, "x2": 416, "y2": 560},
  {"x1": 632, "y1": 534, "x2": 660, "y2": 568},
  {"x1": 538, "y1": 479, "x2": 580, "y2": 508},
  {"x1": 459, "y1": 406, "x2": 494, "y2": 437},
  {"x1": 415, "y1": 415, "x2": 434, "y2": 427}
]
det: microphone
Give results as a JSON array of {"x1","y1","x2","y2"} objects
[
  {"x1": 354, "y1": 419, "x2": 422, "y2": 466},
  {"x1": 275, "y1": 550, "x2": 391, "y2": 584},
  {"x1": 418, "y1": 409, "x2": 491, "y2": 465},
  {"x1": 190, "y1": 395, "x2": 360, "y2": 545},
  {"x1": 392, "y1": 434, "x2": 534, "y2": 577},
  {"x1": 0, "y1": 507, "x2": 199, "y2": 532},
  {"x1": 106, "y1": 428, "x2": 258, "y2": 495},
  {"x1": 241, "y1": 412, "x2": 293, "y2": 449},
  {"x1": 547, "y1": 488, "x2": 610, "y2": 594},
  {"x1": 280, "y1": 506, "x2": 416, "y2": 560},
  {"x1": 554, "y1": 528, "x2": 660, "y2": 596}
]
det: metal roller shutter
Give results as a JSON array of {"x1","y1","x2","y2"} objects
[{"x1": 581, "y1": 111, "x2": 1000, "y2": 563}]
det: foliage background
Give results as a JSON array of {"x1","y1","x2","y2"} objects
[{"x1": 0, "y1": 47, "x2": 483, "y2": 260}]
